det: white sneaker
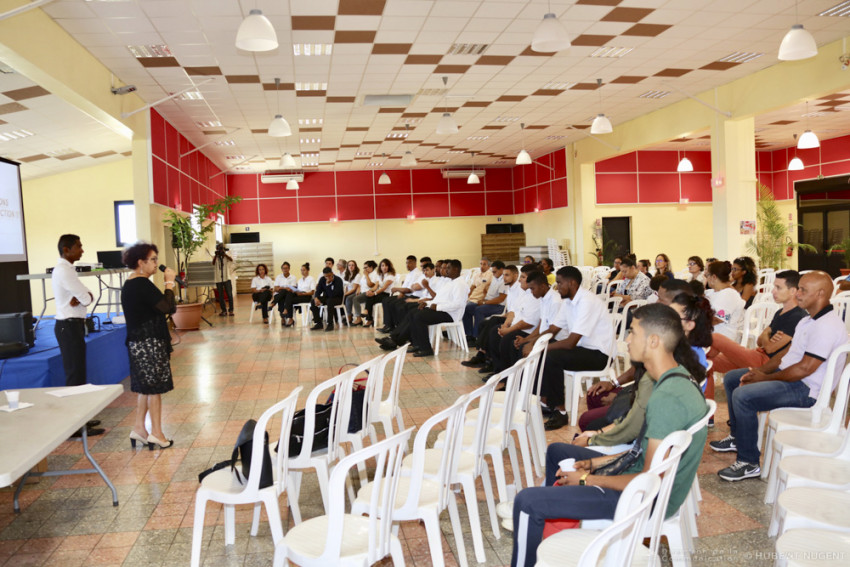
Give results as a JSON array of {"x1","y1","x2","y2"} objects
[
  {"x1": 496, "y1": 500, "x2": 513, "y2": 519},
  {"x1": 501, "y1": 517, "x2": 513, "y2": 532}
]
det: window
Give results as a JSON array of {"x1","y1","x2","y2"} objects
[{"x1": 114, "y1": 201, "x2": 136, "y2": 247}]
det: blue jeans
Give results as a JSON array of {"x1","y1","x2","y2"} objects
[
  {"x1": 724, "y1": 368, "x2": 815, "y2": 464},
  {"x1": 467, "y1": 303, "x2": 504, "y2": 337},
  {"x1": 511, "y1": 443, "x2": 620, "y2": 567}
]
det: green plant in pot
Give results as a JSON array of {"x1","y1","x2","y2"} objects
[
  {"x1": 827, "y1": 236, "x2": 850, "y2": 276},
  {"x1": 745, "y1": 183, "x2": 815, "y2": 269},
  {"x1": 588, "y1": 225, "x2": 619, "y2": 267},
  {"x1": 163, "y1": 196, "x2": 241, "y2": 328}
]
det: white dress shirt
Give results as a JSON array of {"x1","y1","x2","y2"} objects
[
  {"x1": 504, "y1": 281, "x2": 524, "y2": 313},
  {"x1": 413, "y1": 275, "x2": 438, "y2": 299},
  {"x1": 251, "y1": 275, "x2": 274, "y2": 291},
  {"x1": 483, "y1": 275, "x2": 507, "y2": 304},
  {"x1": 274, "y1": 274, "x2": 297, "y2": 290},
  {"x1": 513, "y1": 289, "x2": 542, "y2": 333},
  {"x1": 552, "y1": 287, "x2": 615, "y2": 357},
  {"x1": 398, "y1": 268, "x2": 423, "y2": 291},
  {"x1": 427, "y1": 277, "x2": 469, "y2": 322},
  {"x1": 296, "y1": 275, "x2": 316, "y2": 293},
  {"x1": 52, "y1": 258, "x2": 92, "y2": 320},
  {"x1": 538, "y1": 289, "x2": 563, "y2": 338}
]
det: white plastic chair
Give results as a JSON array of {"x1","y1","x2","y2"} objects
[
  {"x1": 834, "y1": 276, "x2": 848, "y2": 297},
  {"x1": 760, "y1": 343, "x2": 850, "y2": 480},
  {"x1": 291, "y1": 302, "x2": 310, "y2": 326},
  {"x1": 190, "y1": 387, "x2": 302, "y2": 567},
  {"x1": 831, "y1": 294, "x2": 850, "y2": 335},
  {"x1": 776, "y1": 528, "x2": 850, "y2": 567},
  {"x1": 751, "y1": 282, "x2": 775, "y2": 304},
  {"x1": 614, "y1": 300, "x2": 647, "y2": 374},
  {"x1": 273, "y1": 428, "x2": 413, "y2": 567},
  {"x1": 368, "y1": 344, "x2": 409, "y2": 444},
  {"x1": 773, "y1": 486, "x2": 850, "y2": 540},
  {"x1": 563, "y1": 332, "x2": 618, "y2": 427},
  {"x1": 764, "y1": 363, "x2": 850, "y2": 504},
  {"x1": 403, "y1": 373, "x2": 503, "y2": 564},
  {"x1": 319, "y1": 303, "x2": 349, "y2": 326},
  {"x1": 339, "y1": 356, "x2": 385, "y2": 485},
  {"x1": 535, "y1": 472, "x2": 662, "y2": 567},
  {"x1": 286, "y1": 366, "x2": 359, "y2": 524},
  {"x1": 248, "y1": 301, "x2": 275, "y2": 325},
  {"x1": 429, "y1": 320, "x2": 469, "y2": 354},
  {"x1": 603, "y1": 279, "x2": 624, "y2": 300},
  {"x1": 739, "y1": 302, "x2": 781, "y2": 349},
  {"x1": 353, "y1": 397, "x2": 469, "y2": 567}
]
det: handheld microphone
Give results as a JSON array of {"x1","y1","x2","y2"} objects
[{"x1": 158, "y1": 264, "x2": 186, "y2": 287}]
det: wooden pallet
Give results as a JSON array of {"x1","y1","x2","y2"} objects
[{"x1": 481, "y1": 233, "x2": 526, "y2": 262}]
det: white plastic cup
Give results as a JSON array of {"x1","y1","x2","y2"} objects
[
  {"x1": 6, "y1": 391, "x2": 19, "y2": 410},
  {"x1": 559, "y1": 458, "x2": 576, "y2": 472}
]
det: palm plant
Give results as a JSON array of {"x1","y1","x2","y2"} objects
[{"x1": 745, "y1": 182, "x2": 814, "y2": 269}]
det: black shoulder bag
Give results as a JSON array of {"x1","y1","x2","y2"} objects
[{"x1": 198, "y1": 419, "x2": 274, "y2": 489}]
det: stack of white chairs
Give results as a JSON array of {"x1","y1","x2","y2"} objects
[
  {"x1": 577, "y1": 266, "x2": 594, "y2": 289},
  {"x1": 758, "y1": 267, "x2": 776, "y2": 286},
  {"x1": 764, "y1": 363, "x2": 850, "y2": 506},
  {"x1": 354, "y1": 397, "x2": 469, "y2": 567},
  {"x1": 832, "y1": 293, "x2": 850, "y2": 336},
  {"x1": 547, "y1": 237, "x2": 560, "y2": 262},
  {"x1": 535, "y1": 473, "x2": 662, "y2": 567},
  {"x1": 739, "y1": 302, "x2": 781, "y2": 349},
  {"x1": 274, "y1": 429, "x2": 413, "y2": 567},
  {"x1": 191, "y1": 387, "x2": 302, "y2": 567}
]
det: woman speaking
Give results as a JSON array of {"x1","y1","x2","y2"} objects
[{"x1": 122, "y1": 242, "x2": 177, "y2": 450}]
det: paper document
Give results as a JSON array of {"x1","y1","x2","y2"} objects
[
  {"x1": 0, "y1": 403, "x2": 34, "y2": 412},
  {"x1": 47, "y1": 384, "x2": 107, "y2": 397}
]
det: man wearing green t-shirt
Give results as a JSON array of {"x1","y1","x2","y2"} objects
[{"x1": 510, "y1": 303, "x2": 708, "y2": 567}]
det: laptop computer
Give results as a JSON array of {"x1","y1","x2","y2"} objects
[{"x1": 97, "y1": 250, "x2": 124, "y2": 269}]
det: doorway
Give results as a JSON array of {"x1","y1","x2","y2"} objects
[
  {"x1": 796, "y1": 175, "x2": 850, "y2": 276},
  {"x1": 601, "y1": 217, "x2": 632, "y2": 259}
]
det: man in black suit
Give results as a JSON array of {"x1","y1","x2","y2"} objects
[{"x1": 311, "y1": 267, "x2": 345, "y2": 331}]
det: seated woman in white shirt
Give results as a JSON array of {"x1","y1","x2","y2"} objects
[
  {"x1": 251, "y1": 264, "x2": 274, "y2": 323},
  {"x1": 343, "y1": 260, "x2": 361, "y2": 323},
  {"x1": 362, "y1": 258, "x2": 396, "y2": 328},
  {"x1": 350, "y1": 260, "x2": 378, "y2": 326},
  {"x1": 270, "y1": 261, "x2": 297, "y2": 319},
  {"x1": 281, "y1": 263, "x2": 315, "y2": 327},
  {"x1": 705, "y1": 260, "x2": 745, "y2": 343}
]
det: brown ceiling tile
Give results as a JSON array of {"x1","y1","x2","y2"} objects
[
  {"x1": 55, "y1": 152, "x2": 84, "y2": 161},
  {"x1": 18, "y1": 154, "x2": 48, "y2": 163},
  {"x1": 338, "y1": 0, "x2": 386, "y2": 15},
  {"x1": 532, "y1": 89, "x2": 564, "y2": 96},
  {"x1": 496, "y1": 95, "x2": 526, "y2": 102},
  {"x1": 0, "y1": 102, "x2": 27, "y2": 115},
  {"x1": 337, "y1": 160, "x2": 353, "y2": 163},
  {"x1": 291, "y1": 16, "x2": 335, "y2": 30},
  {"x1": 653, "y1": 68, "x2": 692, "y2": 77},
  {"x1": 346, "y1": 126, "x2": 369, "y2": 131},
  {"x1": 296, "y1": 90, "x2": 327, "y2": 97},
  {"x1": 420, "y1": 143, "x2": 439, "y2": 147},
  {"x1": 435, "y1": 145, "x2": 452, "y2": 149},
  {"x1": 377, "y1": 107, "x2": 405, "y2": 113},
  {"x1": 335, "y1": 30, "x2": 377, "y2": 43},
  {"x1": 301, "y1": 127, "x2": 322, "y2": 132},
  {"x1": 519, "y1": 46, "x2": 555, "y2": 57},
  {"x1": 90, "y1": 151, "x2": 117, "y2": 158},
  {"x1": 570, "y1": 83, "x2": 599, "y2": 90},
  {"x1": 341, "y1": 144, "x2": 360, "y2": 148},
  {"x1": 402, "y1": 139, "x2": 423, "y2": 144},
  {"x1": 476, "y1": 55, "x2": 515, "y2": 65},
  {"x1": 185, "y1": 66, "x2": 222, "y2": 76},
  {"x1": 611, "y1": 75, "x2": 646, "y2": 84},
  {"x1": 570, "y1": 124, "x2": 590, "y2": 129},
  {"x1": 769, "y1": 120, "x2": 796, "y2": 125},
  {"x1": 434, "y1": 64, "x2": 470, "y2": 74},
  {"x1": 817, "y1": 93, "x2": 850, "y2": 101},
  {"x1": 251, "y1": 129, "x2": 269, "y2": 134},
  {"x1": 700, "y1": 61, "x2": 740, "y2": 71},
  {"x1": 226, "y1": 75, "x2": 261, "y2": 84},
  {"x1": 698, "y1": 135, "x2": 711, "y2": 139},
  {"x1": 373, "y1": 43, "x2": 412, "y2": 55},
  {"x1": 2, "y1": 86, "x2": 49, "y2": 101},
  {"x1": 138, "y1": 56, "x2": 180, "y2": 68},
  {"x1": 526, "y1": 125, "x2": 548, "y2": 130},
  {"x1": 463, "y1": 101, "x2": 491, "y2": 107},
  {"x1": 362, "y1": 140, "x2": 382, "y2": 144},
  {"x1": 481, "y1": 125, "x2": 506, "y2": 130},
  {"x1": 328, "y1": 96, "x2": 356, "y2": 103},
  {"x1": 262, "y1": 82, "x2": 295, "y2": 90},
  {"x1": 623, "y1": 23, "x2": 671, "y2": 37},
  {"x1": 202, "y1": 130, "x2": 227, "y2": 135},
  {"x1": 670, "y1": 138, "x2": 690, "y2": 142},
  {"x1": 571, "y1": 34, "x2": 616, "y2": 47},
  {"x1": 401, "y1": 112, "x2": 427, "y2": 118},
  {"x1": 405, "y1": 54, "x2": 442, "y2": 64},
  {"x1": 121, "y1": 151, "x2": 132, "y2": 156},
  {"x1": 320, "y1": 148, "x2": 339, "y2": 151},
  {"x1": 577, "y1": 0, "x2": 622, "y2": 4},
  {"x1": 601, "y1": 7, "x2": 653, "y2": 22}
]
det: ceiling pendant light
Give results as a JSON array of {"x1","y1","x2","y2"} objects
[
  {"x1": 797, "y1": 101, "x2": 820, "y2": 149},
  {"x1": 279, "y1": 152, "x2": 297, "y2": 168},
  {"x1": 236, "y1": 7, "x2": 278, "y2": 52},
  {"x1": 677, "y1": 151, "x2": 694, "y2": 172},
  {"x1": 286, "y1": 179, "x2": 299, "y2": 190},
  {"x1": 789, "y1": 134, "x2": 804, "y2": 170},
  {"x1": 467, "y1": 151, "x2": 480, "y2": 184},
  {"x1": 378, "y1": 153, "x2": 391, "y2": 184},
  {"x1": 778, "y1": 2, "x2": 817, "y2": 61},
  {"x1": 268, "y1": 78, "x2": 291, "y2": 137},
  {"x1": 516, "y1": 123, "x2": 532, "y2": 165},
  {"x1": 531, "y1": 1, "x2": 570, "y2": 53},
  {"x1": 435, "y1": 76, "x2": 458, "y2": 135},
  {"x1": 400, "y1": 151, "x2": 417, "y2": 168},
  {"x1": 590, "y1": 79, "x2": 612, "y2": 134}
]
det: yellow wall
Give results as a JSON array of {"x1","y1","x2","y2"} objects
[
  {"x1": 226, "y1": 216, "x2": 510, "y2": 277},
  {"x1": 22, "y1": 159, "x2": 133, "y2": 314}
]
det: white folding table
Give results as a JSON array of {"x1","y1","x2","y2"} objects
[{"x1": 0, "y1": 384, "x2": 122, "y2": 512}]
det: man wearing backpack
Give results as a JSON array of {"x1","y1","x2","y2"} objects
[{"x1": 510, "y1": 304, "x2": 709, "y2": 567}]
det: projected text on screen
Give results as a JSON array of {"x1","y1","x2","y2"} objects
[{"x1": 0, "y1": 157, "x2": 27, "y2": 263}]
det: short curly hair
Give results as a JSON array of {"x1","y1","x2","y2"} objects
[{"x1": 122, "y1": 242, "x2": 158, "y2": 269}]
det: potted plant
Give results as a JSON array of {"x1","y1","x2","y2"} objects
[
  {"x1": 588, "y1": 225, "x2": 618, "y2": 267},
  {"x1": 163, "y1": 196, "x2": 241, "y2": 329},
  {"x1": 745, "y1": 183, "x2": 814, "y2": 269},
  {"x1": 828, "y1": 236, "x2": 850, "y2": 276}
]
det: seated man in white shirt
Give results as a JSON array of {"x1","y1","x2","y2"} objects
[
  {"x1": 538, "y1": 266, "x2": 617, "y2": 430},
  {"x1": 376, "y1": 262, "x2": 437, "y2": 349},
  {"x1": 491, "y1": 271, "x2": 551, "y2": 375},
  {"x1": 378, "y1": 255, "x2": 423, "y2": 333},
  {"x1": 462, "y1": 260, "x2": 508, "y2": 339}
]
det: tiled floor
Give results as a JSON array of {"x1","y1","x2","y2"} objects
[{"x1": 1, "y1": 297, "x2": 778, "y2": 566}]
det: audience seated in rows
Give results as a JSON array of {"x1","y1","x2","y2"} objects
[
  {"x1": 250, "y1": 263, "x2": 274, "y2": 323},
  {"x1": 309, "y1": 267, "x2": 344, "y2": 331},
  {"x1": 731, "y1": 256, "x2": 758, "y2": 308},
  {"x1": 611, "y1": 256, "x2": 652, "y2": 305},
  {"x1": 461, "y1": 260, "x2": 508, "y2": 340}
]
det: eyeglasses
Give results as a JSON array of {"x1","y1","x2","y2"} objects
[
  {"x1": 147, "y1": 257, "x2": 158, "y2": 263},
  {"x1": 687, "y1": 262, "x2": 698, "y2": 266}
]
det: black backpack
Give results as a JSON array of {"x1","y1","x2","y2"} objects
[{"x1": 198, "y1": 419, "x2": 273, "y2": 489}]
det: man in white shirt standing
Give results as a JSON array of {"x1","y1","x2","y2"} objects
[{"x1": 52, "y1": 234, "x2": 103, "y2": 435}]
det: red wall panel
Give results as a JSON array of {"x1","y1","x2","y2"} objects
[
  {"x1": 486, "y1": 167, "x2": 513, "y2": 191},
  {"x1": 680, "y1": 173, "x2": 712, "y2": 202},
  {"x1": 229, "y1": 174, "x2": 258, "y2": 199},
  {"x1": 597, "y1": 173, "x2": 638, "y2": 204},
  {"x1": 376, "y1": 195, "x2": 412, "y2": 219},
  {"x1": 820, "y1": 134, "x2": 850, "y2": 164},
  {"x1": 259, "y1": 198, "x2": 298, "y2": 223},
  {"x1": 151, "y1": 111, "x2": 165, "y2": 160},
  {"x1": 449, "y1": 176, "x2": 482, "y2": 193},
  {"x1": 412, "y1": 169, "x2": 447, "y2": 193},
  {"x1": 637, "y1": 150, "x2": 677, "y2": 172},
  {"x1": 375, "y1": 170, "x2": 411, "y2": 195},
  {"x1": 552, "y1": 178, "x2": 568, "y2": 208},
  {"x1": 152, "y1": 158, "x2": 167, "y2": 205},
  {"x1": 337, "y1": 170, "x2": 373, "y2": 195},
  {"x1": 299, "y1": 196, "x2": 337, "y2": 222},
  {"x1": 229, "y1": 199, "x2": 259, "y2": 225},
  {"x1": 553, "y1": 149, "x2": 567, "y2": 179},
  {"x1": 337, "y1": 195, "x2": 375, "y2": 220},
  {"x1": 413, "y1": 193, "x2": 449, "y2": 218},
  {"x1": 538, "y1": 181, "x2": 552, "y2": 210},
  {"x1": 450, "y1": 193, "x2": 486, "y2": 217},
  {"x1": 596, "y1": 152, "x2": 636, "y2": 173},
  {"x1": 486, "y1": 191, "x2": 514, "y2": 215},
  {"x1": 686, "y1": 151, "x2": 712, "y2": 172},
  {"x1": 639, "y1": 173, "x2": 679, "y2": 203}
]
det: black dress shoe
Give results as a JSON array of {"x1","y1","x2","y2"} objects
[
  {"x1": 377, "y1": 337, "x2": 397, "y2": 351},
  {"x1": 478, "y1": 364, "x2": 494, "y2": 374},
  {"x1": 461, "y1": 352, "x2": 486, "y2": 367},
  {"x1": 377, "y1": 326, "x2": 393, "y2": 333},
  {"x1": 544, "y1": 411, "x2": 570, "y2": 431},
  {"x1": 311, "y1": 323, "x2": 323, "y2": 331},
  {"x1": 413, "y1": 349, "x2": 435, "y2": 357},
  {"x1": 87, "y1": 420, "x2": 101, "y2": 428},
  {"x1": 325, "y1": 325, "x2": 334, "y2": 332},
  {"x1": 407, "y1": 345, "x2": 422, "y2": 354}
]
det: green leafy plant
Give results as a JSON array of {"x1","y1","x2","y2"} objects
[
  {"x1": 588, "y1": 225, "x2": 619, "y2": 266},
  {"x1": 745, "y1": 182, "x2": 814, "y2": 269},
  {"x1": 827, "y1": 235, "x2": 850, "y2": 269},
  {"x1": 163, "y1": 195, "x2": 241, "y2": 300}
]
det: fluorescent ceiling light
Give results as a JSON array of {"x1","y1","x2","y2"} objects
[
  {"x1": 236, "y1": 9, "x2": 278, "y2": 52},
  {"x1": 436, "y1": 112, "x2": 458, "y2": 135},
  {"x1": 778, "y1": 24, "x2": 817, "y2": 61},
  {"x1": 788, "y1": 157, "x2": 804, "y2": 170},
  {"x1": 268, "y1": 115, "x2": 291, "y2": 137},
  {"x1": 378, "y1": 172, "x2": 391, "y2": 185},
  {"x1": 293, "y1": 43, "x2": 332, "y2": 56},
  {"x1": 677, "y1": 157, "x2": 694, "y2": 172},
  {"x1": 532, "y1": 13, "x2": 570, "y2": 53},
  {"x1": 797, "y1": 129, "x2": 820, "y2": 148},
  {"x1": 590, "y1": 114, "x2": 612, "y2": 134}
]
